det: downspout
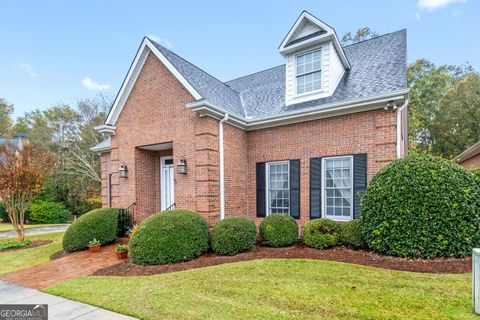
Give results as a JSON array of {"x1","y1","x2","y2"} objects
[
  {"x1": 219, "y1": 113, "x2": 229, "y2": 220},
  {"x1": 396, "y1": 98, "x2": 409, "y2": 158}
]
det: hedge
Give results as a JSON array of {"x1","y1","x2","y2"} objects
[
  {"x1": 29, "y1": 200, "x2": 70, "y2": 224},
  {"x1": 303, "y1": 218, "x2": 340, "y2": 249},
  {"x1": 259, "y1": 214, "x2": 298, "y2": 247},
  {"x1": 362, "y1": 154, "x2": 480, "y2": 258},
  {"x1": 62, "y1": 208, "x2": 119, "y2": 252},
  {"x1": 210, "y1": 217, "x2": 257, "y2": 255},
  {"x1": 339, "y1": 219, "x2": 366, "y2": 249},
  {"x1": 129, "y1": 210, "x2": 209, "y2": 265}
]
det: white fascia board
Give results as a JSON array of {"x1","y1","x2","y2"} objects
[
  {"x1": 104, "y1": 38, "x2": 202, "y2": 127},
  {"x1": 186, "y1": 89, "x2": 409, "y2": 131},
  {"x1": 455, "y1": 141, "x2": 480, "y2": 162},
  {"x1": 90, "y1": 145, "x2": 111, "y2": 153},
  {"x1": 278, "y1": 11, "x2": 350, "y2": 69},
  {"x1": 94, "y1": 124, "x2": 117, "y2": 135}
]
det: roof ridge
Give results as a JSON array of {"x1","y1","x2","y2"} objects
[
  {"x1": 342, "y1": 29, "x2": 406, "y2": 48},
  {"x1": 148, "y1": 38, "x2": 241, "y2": 95},
  {"x1": 225, "y1": 64, "x2": 285, "y2": 83}
]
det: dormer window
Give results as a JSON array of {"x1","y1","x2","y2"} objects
[{"x1": 296, "y1": 49, "x2": 321, "y2": 95}]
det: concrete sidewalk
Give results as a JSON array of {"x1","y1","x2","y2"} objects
[
  {"x1": 0, "y1": 280, "x2": 137, "y2": 320},
  {"x1": 0, "y1": 225, "x2": 69, "y2": 239}
]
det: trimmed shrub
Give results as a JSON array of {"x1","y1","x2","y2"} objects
[
  {"x1": 471, "y1": 168, "x2": 480, "y2": 180},
  {"x1": 259, "y1": 214, "x2": 298, "y2": 247},
  {"x1": 211, "y1": 217, "x2": 257, "y2": 255},
  {"x1": 29, "y1": 200, "x2": 70, "y2": 224},
  {"x1": 303, "y1": 218, "x2": 340, "y2": 249},
  {"x1": 339, "y1": 219, "x2": 366, "y2": 249},
  {"x1": 62, "y1": 208, "x2": 119, "y2": 252},
  {"x1": 130, "y1": 210, "x2": 209, "y2": 265},
  {"x1": 362, "y1": 154, "x2": 480, "y2": 258}
]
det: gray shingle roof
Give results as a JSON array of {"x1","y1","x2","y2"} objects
[
  {"x1": 148, "y1": 29, "x2": 407, "y2": 120},
  {"x1": 149, "y1": 41, "x2": 245, "y2": 117}
]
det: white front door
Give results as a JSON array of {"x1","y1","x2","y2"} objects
[{"x1": 160, "y1": 156, "x2": 175, "y2": 210}]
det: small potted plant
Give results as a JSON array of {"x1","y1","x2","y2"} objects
[
  {"x1": 116, "y1": 244, "x2": 129, "y2": 259},
  {"x1": 88, "y1": 238, "x2": 101, "y2": 252},
  {"x1": 126, "y1": 224, "x2": 138, "y2": 238}
]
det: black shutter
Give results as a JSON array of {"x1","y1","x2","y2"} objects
[
  {"x1": 256, "y1": 162, "x2": 266, "y2": 217},
  {"x1": 309, "y1": 157, "x2": 322, "y2": 219},
  {"x1": 289, "y1": 160, "x2": 300, "y2": 219},
  {"x1": 353, "y1": 154, "x2": 368, "y2": 219}
]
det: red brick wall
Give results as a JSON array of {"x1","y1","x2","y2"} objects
[
  {"x1": 101, "y1": 51, "x2": 221, "y2": 225},
  {"x1": 100, "y1": 50, "x2": 398, "y2": 229},
  {"x1": 459, "y1": 153, "x2": 480, "y2": 169},
  {"x1": 241, "y1": 109, "x2": 397, "y2": 230}
]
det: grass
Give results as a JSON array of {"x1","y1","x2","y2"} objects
[
  {"x1": 0, "y1": 223, "x2": 66, "y2": 232},
  {"x1": 45, "y1": 259, "x2": 474, "y2": 320},
  {"x1": 0, "y1": 232, "x2": 64, "y2": 275}
]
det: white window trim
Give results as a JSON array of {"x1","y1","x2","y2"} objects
[
  {"x1": 265, "y1": 160, "x2": 290, "y2": 215},
  {"x1": 294, "y1": 46, "x2": 323, "y2": 97},
  {"x1": 322, "y1": 155, "x2": 353, "y2": 221}
]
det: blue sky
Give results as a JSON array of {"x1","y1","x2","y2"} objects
[{"x1": 1, "y1": 0, "x2": 478, "y2": 118}]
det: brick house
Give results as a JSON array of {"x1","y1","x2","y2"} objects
[
  {"x1": 92, "y1": 11, "x2": 408, "y2": 229},
  {"x1": 455, "y1": 141, "x2": 480, "y2": 169}
]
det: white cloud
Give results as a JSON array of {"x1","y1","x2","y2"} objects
[
  {"x1": 17, "y1": 63, "x2": 38, "y2": 78},
  {"x1": 81, "y1": 78, "x2": 111, "y2": 91},
  {"x1": 415, "y1": 12, "x2": 422, "y2": 21},
  {"x1": 418, "y1": 0, "x2": 466, "y2": 11},
  {"x1": 147, "y1": 34, "x2": 173, "y2": 49}
]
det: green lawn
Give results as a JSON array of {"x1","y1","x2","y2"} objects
[
  {"x1": 0, "y1": 232, "x2": 64, "y2": 274},
  {"x1": 0, "y1": 223, "x2": 67, "y2": 232},
  {"x1": 45, "y1": 259, "x2": 474, "y2": 320}
]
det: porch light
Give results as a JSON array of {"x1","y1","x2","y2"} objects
[
  {"x1": 177, "y1": 159, "x2": 187, "y2": 174},
  {"x1": 118, "y1": 165, "x2": 128, "y2": 178}
]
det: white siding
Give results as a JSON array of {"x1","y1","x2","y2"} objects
[
  {"x1": 285, "y1": 40, "x2": 345, "y2": 106},
  {"x1": 290, "y1": 20, "x2": 322, "y2": 41}
]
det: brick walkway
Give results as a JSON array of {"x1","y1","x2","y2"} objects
[{"x1": 0, "y1": 245, "x2": 121, "y2": 289}]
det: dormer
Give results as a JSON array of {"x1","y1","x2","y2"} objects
[{"x1": 279, "y1": 11, "x2": 351, "y2": 106}]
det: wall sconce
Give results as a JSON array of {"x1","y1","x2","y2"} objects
[
  {"x1": 118, "y1": 165, "x2": 128, "y2": 178},
  {"x1": 177, "y1": 159, "x2": 187, "y2": 174}
]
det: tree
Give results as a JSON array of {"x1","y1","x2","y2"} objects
[
  {"x1": 0, "y1": 143, "x2": 52, "y2": 242},
  {"x1": 341, "y1": 27, "x2": 379, "y2": 45},
  {"x1": 434, "y1": 73, "x2": 480, "y2": 156},
  {"x1": 408, "y1": 59, "x2": 475, "y2": 157},
  {"x1": 0, "y1": 98, "x2": 14, "y2": 136}
]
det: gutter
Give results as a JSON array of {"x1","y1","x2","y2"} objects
[
  {"x1": 218, "y1": 113, "x2": 229, "y2": 220},
  {"x1": 396, "y1": 97, "x2": 409, "y2": 158},
  {"x1": 186, "y1": 89, "x2": 409, "y2": 131}
]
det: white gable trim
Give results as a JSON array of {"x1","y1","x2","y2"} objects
[
  {"x1": 104, "y1": 38, "x2": 202, "y2": 126},
  {"x1": 279, "y1": 11, "x2": 350, "y2": 70}
]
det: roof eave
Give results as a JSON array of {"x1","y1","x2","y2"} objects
[
  {"x1": 186, "y1": 89, "x2": 408, "y2": 131},
  {"x1": 454, "y1": 141, "x2": 480, "y2": 163}
]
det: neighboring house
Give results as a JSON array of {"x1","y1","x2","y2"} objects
[
  {"x1": 0, "y1": 133, "x2": 29, "y2": 150},
  {"x1": 92, "y1": 11, "x2": 408, "y2": 228},
  {"x1": 455, "y1": 141, "x2": 480, "y2": 169}
]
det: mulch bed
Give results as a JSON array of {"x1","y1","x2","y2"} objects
[
  {"x1": 92, "y1": 243, "x2": 471, "y2": 276},
  {"x1": 0, "y1": 240, "x2": 52, "y2": 253},
  {"x1": 50, "y1": 250, "x2": 69, "y2": 260}
]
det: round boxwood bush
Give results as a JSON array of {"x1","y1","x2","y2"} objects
[
  {"x1": 259, "y1": 214, "x2": 298, "y2": 247},
  {"x1": 303, "y1": 218, "x2": 340, "y2": 249},
  {"x1": 130, "y1": 210, "x2": 209, "y2": 265},
  {"x1": 29, "y1": 200, "x2": 70, "y2": 224},
  {"x1": 339, "y1": 219, "x2": 366, "y2": 249},
  {"x1": 62, "y1": 208, "x2": 119, "y2": 252},
  {"x1": 362, "y1": 154, "x2": 480, "y2": 258},
  {"x1": 211, "y1": 216, "x2": 257, "y2": 255}
]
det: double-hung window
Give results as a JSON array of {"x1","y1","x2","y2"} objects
[
  {"x1": 323, "y1": 156, "x2": 353, "y2": 220},
  {"x1": 266, "y1": 161, "x2": 290, "y2": 214},
  {"x1": 296, "y1": 49, "x2": 321, "y2": 95}
]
